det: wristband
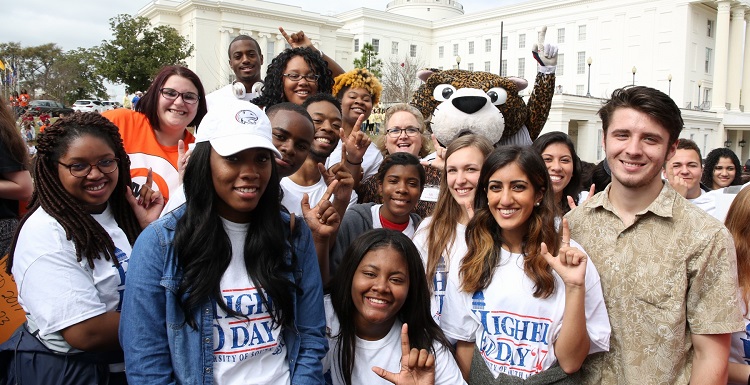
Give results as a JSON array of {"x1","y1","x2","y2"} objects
[{"x1": 346, "y1": 158, "x2": 363, "y2": 165}]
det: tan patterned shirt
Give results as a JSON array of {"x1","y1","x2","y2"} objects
[{"x1": 565, "y1": 182, "x2": 743, "y2": 385}]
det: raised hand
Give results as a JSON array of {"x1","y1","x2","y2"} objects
[
  {"x1": 372, "y1": 324, "x2": 436, "y2": 385},
  {"x1": 420, "y1": 134, "x2": 446, "y2": 171},
  {"x1": 342, "y1": 113, "x2": 370, "y2": 164},
  {"x1": 567, "y1": 183, "x2": 595, "y2": 210},
  {"x1": 279, "y1": 27, "x2": 314, "y2": 50},
  {"x1": 664, "y1": 165, "x2": 689, "y2": 198},
  {"x1": 300, "y1": 183, "x2": 341, "y2": 240},
  {"x1": 177, "y1": 139, "x2": 192, "y2": 183},
  {"x1": 540, "y1": 218, "x2": 586, "y2": 287},
  {"x1": 126, "y1": 169, "x2": 165, "y2": 229},
  {"x1": 531, "y1": 26, "x2": 558, "y2": 67}
]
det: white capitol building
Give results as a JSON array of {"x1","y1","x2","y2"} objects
[{"x1": 139, "y1": 0, "x2": 750, "y2": 163}]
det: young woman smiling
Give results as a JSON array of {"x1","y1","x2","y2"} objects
[
  {"x1": 702, "y1": 147, "x2": 743, "y2": 190},
  {"x1": 532, "y1": 131, "x2": 586, "y2": 215},
  {"x1": 441, "y1": 146, "x2": 610, "y2": 383},
  {"x1": 103, "y1": 66, "x2": 208, "y2": 203}
]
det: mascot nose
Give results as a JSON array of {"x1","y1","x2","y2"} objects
[{"x1": 452, "y1": 96, "x2": 487, "y2": 114}]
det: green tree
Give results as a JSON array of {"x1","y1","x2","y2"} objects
[
  {"x1": 47, "y1": 48, "x2": 107, "y2": 105},
  {"x1": 353, "y1": 43, "x2": 383, "y2": 78},
  {"x1": 0, "y1": 42, "x2": 63, "y2": 94},
  {"x1": 97, "y1": 14, "x2": 193, "y2": 93}
]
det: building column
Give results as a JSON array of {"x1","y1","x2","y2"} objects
[
  {"x1": 727, "y1": 6, "x2": 745, "y2": 111},
  {"x1": 219, "y1": 28, "x2": 232, "y2": 85},
  {"x1": 712, "y1": 0, "x2": 731, "y2": 112},
  {"x1": 577, "y1": 120, "x2": 601, "y2": 163},
  {"x1": 257, "y1": 33, "x2": 271, "y2": 76},
  {"x1": 275, "y1": 33, "x2": 286, "y2": 56},
  {"x1": 741, "y1": 12, "x2": 750, "y2": 111}
]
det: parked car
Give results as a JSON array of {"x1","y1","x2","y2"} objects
[
  {"x1": 102, "y1": 101, "x2": 121, "y2": 110},
  {"x1": 27, "y1": 100, "x2": 74, "y2": 117},
  {"x1": 72, "y1": 99, "x2": 106, "y2": 113}
]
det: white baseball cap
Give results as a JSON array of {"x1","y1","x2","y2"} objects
[{"x1": 195, "y1": 101, "x2": 281, "y2": 158}]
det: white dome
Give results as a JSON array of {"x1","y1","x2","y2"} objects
[{"x1": 385, "y1": 0, "x2": 464, "y2": 21}]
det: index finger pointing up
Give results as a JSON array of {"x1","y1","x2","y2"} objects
[
  {"x1": 537, "y1": 26, "x2": 547, "y2": 50},
  {"x1": 561, "y1": 217, "x2": 571, "y2": 247},
  {"x1": 400, "y1": 323, "x2": 410, "y2": 358}
]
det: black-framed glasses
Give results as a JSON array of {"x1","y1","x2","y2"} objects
[
  {"x1": 159, "y1": 88, "x2": 200, "y2": 104},
  {"x1": 385, "y1": 127, "x2": 421, "y2": 138},
  {"x1": 282, "y1": 73, "x2": 320, "y2": 82},
  {"x1": 58, "y1": 158, "x2": 119, "y2": 178}
]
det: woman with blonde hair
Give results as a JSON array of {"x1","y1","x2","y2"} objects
[
  {"x1": 357, "y1": 103, "x2": 438, "y2": 218},
  {"x1": 725, "y1": 187, "x2": 750, "y2": 384},
  {"x1": 411, "y1": 134, "x2": 494, "y2": 324}
]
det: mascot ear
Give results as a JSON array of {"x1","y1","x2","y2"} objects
[
  {"x1": 507, "y1": 77, "x2": 529, "y2": 91},
  {"x1": 417, "y1": 69, "x2": 437, "y2": 83}
]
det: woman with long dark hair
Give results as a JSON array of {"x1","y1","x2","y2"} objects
[
  {"x1": 252, "y1": 47, "x2": 334, "y2": 109},
  {"x1": 441, "y1": 146, "x2": 610, "y2": 383},
  {"x1": 531, "y1": 131, "x2": 585, "y2": 214},
  {"x1": 702, "y1": 147, "x2": 743, "y2": 190},
  {"x1": 120, "y1": 101, "x2": 327, "y2": 384},
  {"x1": 325, "y1": 229, "x2": 465, "y2": 385},
  {"x1": 1, "y1": 113, "x2": 162, "y2": 384},
  {"x1": 0, "y1": 100, "x2": 32, "y2": 254}
]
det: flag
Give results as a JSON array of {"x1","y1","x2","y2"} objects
[{"x1": 0, "y1": 60, "x2": 5, "y2": 71}]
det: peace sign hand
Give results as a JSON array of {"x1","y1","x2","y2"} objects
[
  {"x1": 531, "y1": 26, "x2": 558, "y2": 67},
  {"x1": 372, "y1": 324, "x2": 436, "y2": 385},
  {"x1": 540, "y1": 218, "x2": 586, "y2": 287},
  {"x1": 420, "y1": 134, "x2": 446, "y2": 171},
  {"x1": 342, "y1": 113, "x2": 370, "y2": 163},
  {"x1": 300, "y1": 182, "x2": 341, "y2": 240},
  {"x1": 126, "y1": 168, "x2": 165, "y2": 229}
]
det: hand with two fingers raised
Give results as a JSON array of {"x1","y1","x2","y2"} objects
[
  {"x1": 300, "y1": 182, "x2": 341, "y2": 241},
  {"x1": 420, "y1": 134, "x2": 446, "y2": 171},
  {"x1": 567, "y1": 183, "x2": 595, "y2": 210},
  {"x1": 126, "y1": 168, "x2": 165, "y2": 229},
  {"x1": 372, "y1": 324, "x2": 436, "y2": 385},
  {"x1": 540, "y1": 218, "x2": 586, "y2": 287}
]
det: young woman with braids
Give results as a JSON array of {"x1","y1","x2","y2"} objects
[
  {"x1": 120, "y1": 101, "x2": 327, "y2": 384},
  {"x1": 0, "y1": 113, "x2": 163, "y2": 384},
  {"x1": 251, "y1": 47, "x2": 334, "y2": 109},
  {"x1": 0, "y1": 100, "x2": 32, "y2": 255},
  {"x1": 441, "y1": 146, "x2": 610, "y2": 384}
]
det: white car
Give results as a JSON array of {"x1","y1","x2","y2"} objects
[
  {"x1": 102, "y1": 100, "x2": 121, "y2": 110},
  {"x1": 72, "y1": 99, "x2": 106, "y2": 113}
]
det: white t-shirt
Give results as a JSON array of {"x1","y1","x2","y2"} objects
[
  {"x1": 280, "y1": 176, "x2": 357, "y2": 216},
  {"x1": 206, "y1": 84, "x2": 260, "y2": 110},
  {"x1": 687, "y1": 189, "x2": 715, "y2": 214},
  {"x1": 707, "y1": 181, "x2": 750, "y2": 222},
  {"x1": 325, "y1": 141, "x2": 383, "y2": 181},
  {"x1": 212, "y1": 218, "x2": 290, "y2": 385},
  {"x1": 323, "y1": 297, "x2": 466, "y2": 385},
  {"x1": 411, "y1": 216, "x2": 467, "y2": 325},
  {"x1": 369, "y1": 204, "x2": 417, "y2": 238},
  {"x1": 441, "y1": 240, "x2": 610, "y2": 379},
  {"x1": 730, "y1": 291, "x2": 750, "y2": 385},
  {"x1": 12, "y1": 206, "x2": 131, "y2": 353}
]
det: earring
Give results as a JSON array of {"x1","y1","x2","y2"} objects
[{"x1": 534, "y1": 202, "x2": 540, "y2": 207}]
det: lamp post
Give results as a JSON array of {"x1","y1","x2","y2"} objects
[
  {"x1": 456, "y1": 55, "x2": 461, "y2": 70},
  {"x1": 668, "y1": 74, "x2": 672, "y2": 97},
  {"x1": 698, "y1": 80, "x2": 703, "y2": 109},
  {"x1": 631, "y1": 66, "x2": 637, "y2": 86},
  {"x1": 725, "y1": 139, "x2": 732, "y2": 148},
  {"x1": 586, "y1": 57, "x2": 592, "y2": 97},
  {"x1": 740, "y1": 139, "x2": 747, "y2": 148}
]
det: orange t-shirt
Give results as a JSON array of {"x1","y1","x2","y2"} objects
[
  {"x1": 102, "y1": 109, "x2": 195, "y2": 202},
  {"x1": 9, "y1": 96, "x2": 18, "y2": 107},
  {"x1": 18, "y1": 94, "x2": 30, "y2": 107}
]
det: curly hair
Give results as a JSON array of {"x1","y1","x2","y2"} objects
[
  {"x1": 461, "y1": 146, "x2": 560, "y2": 297},
  {"x1": 332, "y1": 68, "x2": 382, "y2": 105},
  {"x1": 702, "y1": 147, "x2": 742, "y2": 189},
  {"x1": 252, "y1": 47, "x2": 333, "y2": 109},
  {"x1": 6, "y1": 113, "x2": 142, "y2": 273}
]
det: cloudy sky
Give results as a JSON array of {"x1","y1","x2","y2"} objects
[{"x1": 0, "y1": 0, "x2": 511, "y2": 98}]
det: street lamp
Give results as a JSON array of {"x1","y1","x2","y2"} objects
[
  {"x1": 668, "y1": 74, "x2": 672, "y2": 97},
  {"x1": 586, "y1": 57, "x2": 592, "y2": 97},
  {"x1": 631, "y1": 66, "x2": 637, "y2": 86},
  {"x1": 740, "y1": 139, "x2": 747, "y2": 148},
  {"x1": 456, "y1": 55, "x2": 461, "y2": 70},
  {"x1": 698, "y1": 80, "x2": 703, "y2": 109},
  {"x1": 725, "y1": 139, "x2": 732, "y2": 148}
]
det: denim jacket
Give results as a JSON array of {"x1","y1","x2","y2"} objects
[{"x1": 120, "y1": 206, "x2": 328, "y2": 384}]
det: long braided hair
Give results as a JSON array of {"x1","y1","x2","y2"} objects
[{"x1": 6, "y1": 113, "x2": 142, "y2": 273}]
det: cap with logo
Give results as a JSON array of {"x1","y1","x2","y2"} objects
[{"x1": 195, "y1": 101, "x2": 281, "y2": 158}]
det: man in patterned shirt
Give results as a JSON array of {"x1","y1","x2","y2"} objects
[{"x1": 565, "y1": 86, "x2": 743, "y2": 384}]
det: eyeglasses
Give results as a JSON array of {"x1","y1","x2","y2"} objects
[
  {"x1": 159, "y1": 88, "x2": 200, "y2": 104},
  {"x1": 58, "y1": 158, "x2": 119, "y2": 178},
  {"x1": 385, "y1": 127, "x2": 421, "y2": 138},
  {"x1": 282, "y1": 73, "x2": 320, "y2": 83}
]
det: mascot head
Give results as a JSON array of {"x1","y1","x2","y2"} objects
[{"x1": 411, "y1": 69, "x2": 529, "y2": 147}]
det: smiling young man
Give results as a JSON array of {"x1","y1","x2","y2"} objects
[
  {"x1": 662, "y1": 138, "x2": 714, "y2": 213},
  {"x1": 206, "y1": 35, "x2": 264, "y2": 108},
  {"x1": 565, "y1": 86, "x2": 743, "y2": 385}
]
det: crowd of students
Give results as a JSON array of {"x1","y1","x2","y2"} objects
[{"x1": 0, "y1": 28, "x2": 748, "y2": 385}]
